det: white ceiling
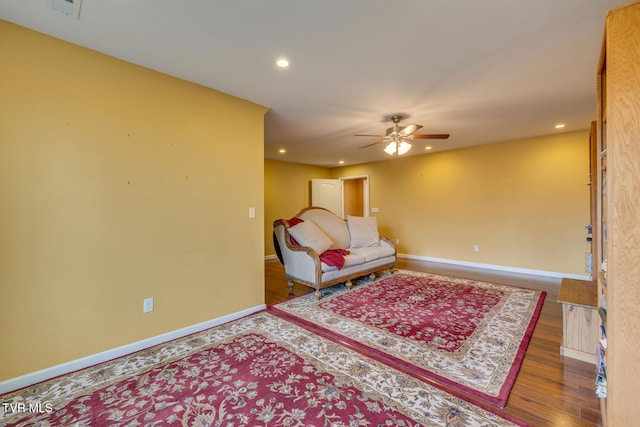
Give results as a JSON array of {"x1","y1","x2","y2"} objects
[{"x1": 0, "y1": 0, "x2": 624, "y2": 167}]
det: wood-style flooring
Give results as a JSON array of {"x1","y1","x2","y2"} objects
[{"x1": 265, "y1": 258, "x2": 602, "y2": 427}]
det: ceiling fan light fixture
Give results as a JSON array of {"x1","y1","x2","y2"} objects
[
  {"x1": 357, "y1": 113, "x2": 449, "y2": 155},
  {"x1": 384, "y1": 141, "x2": 397, "y2": 155},
  {"x1": 398, "y1": 141, "x2": 412, "y2": 155},
  {"x1": 384, "y1": 140, "x2": 412, "y2": 156}
]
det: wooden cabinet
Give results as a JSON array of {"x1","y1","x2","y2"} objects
[
  {"x1": 558, "y1": 278, "x2": 599, "y2": 364},
  {"x1": 595, "y1": 2, "x2": 640, "y2": 425}
]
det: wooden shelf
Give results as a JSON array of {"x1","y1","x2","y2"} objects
[
  {"x1": 558, "y1": 278, "x2": 598, "y2": 308},
  {"x1": 558, "y1": 278, "x2": 599, "y2": 364}
]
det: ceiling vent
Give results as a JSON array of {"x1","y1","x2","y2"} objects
[{"x1": 49, "y1": 0, "x2": 82, "y2": 19}]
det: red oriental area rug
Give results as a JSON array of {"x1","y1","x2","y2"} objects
[
  {"x1": 0, "y1": 313, "x2": 525, "y2": 426},
  {"x1": 270, "y1": 270, "x2": 546, "y2": 408}
]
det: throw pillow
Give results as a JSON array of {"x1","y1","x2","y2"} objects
[
  {"x1": 288, "y1": 219, "x2": 333, "y2": 255},
  {"x1": 347, "y1": 215, "x2": 380, "y2": 248}
]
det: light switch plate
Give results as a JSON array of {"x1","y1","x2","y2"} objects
[{"x1": 143, "y1": 297, "x2": 154, "y2": 313}]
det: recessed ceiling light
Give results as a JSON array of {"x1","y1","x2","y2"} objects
[
  {"x1": 339, "y1": 160, "x2": 345, "y2": 164},
  {"x1": 279, "y1": 148, "x2": 286, "y2": 154},
  {"x1": 425, "y1": 146, "x2": 432, "y2": 150},
  {"x1": 555, "y1": 123, "x2": 566, "y2": 129},
  {"x1": 276, "y1": 58, "x2": 289, "y2": 68}
]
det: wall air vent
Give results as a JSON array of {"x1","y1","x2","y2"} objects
[{"x1": 49, "y1": 0, "x2": 82, "y2": 19}]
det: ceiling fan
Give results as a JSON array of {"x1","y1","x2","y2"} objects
[{"x1": 357, "y1": 114, "x2": 449, "y2": 155}]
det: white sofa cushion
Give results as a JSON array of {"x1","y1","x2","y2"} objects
[
  {"x1": 349, "y1": 246, "x2": 396, "y2": 262},
  {"x1": 321, "y1": 253, "x2": 365, "y2": 272},
  {"x1": 347, "y1": 215, "x2": 380, "y2": 248},
  {"x1": 299, "y1": 209, "x2": 350, "y2": 249},
  {"x1": 288, "y1": 220, "x2": 333, "y2": 255}
]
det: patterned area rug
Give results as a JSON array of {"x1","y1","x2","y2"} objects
[
  {"x1": 270, "y1": 270, "x2": 546, "y2": 407},
  {"x1": 0, "y1": 313, "x2": 525, "y2": 426}
]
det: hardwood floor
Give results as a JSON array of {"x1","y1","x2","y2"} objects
[{"x1": 265, "y1": 258, "x2": 602, "y2": 427}]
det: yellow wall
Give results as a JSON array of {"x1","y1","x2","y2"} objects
[
  {"x1": 264, "y1": 159, "x2": 331, "y2": 254},
  {"x1": 266, "y1": 131, "x2": 591, "y2": 276},
  {"x1": 0, "y1": 21, "x2": 268, "y2": 381}
]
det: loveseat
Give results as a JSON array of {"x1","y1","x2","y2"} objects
[{"x1": 273, "y1": 207, "x2": 396, "y2": 299}]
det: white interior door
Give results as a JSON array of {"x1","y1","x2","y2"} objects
[{"x1": 311, "y1": 179, "x2": 342, "y2": 216}]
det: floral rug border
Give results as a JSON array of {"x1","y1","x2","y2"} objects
[
  {"x1": 0, "y1": 312, "x2": 526, "y2": 426},
  {"x1": 269, "y1": 270, "x2": 546, "y2": 408}
]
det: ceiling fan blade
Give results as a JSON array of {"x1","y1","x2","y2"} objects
[
  {"x1": 360, "y1": 140, "x2": 383, "y2": 148},
  {"x1": 412, "y1": 134, "x2": 450, "y2": 139},
  {"x1": 398, "y1": 124, "x2": 423, "y2": 136},
  {"x1": 355, "y1": 134, "x2": 383, "y2": 137}
]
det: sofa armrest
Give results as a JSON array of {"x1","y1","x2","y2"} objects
[
  {"x1": 273, "y1": 220, "x2": 323, "y2": 284},
  {"x1": 379, "y1": 236, "x2": 396, "y2": 250}
]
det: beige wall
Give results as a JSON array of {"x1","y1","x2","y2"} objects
[
  {"x1": 266, "y1": 130, "x2": 591, "y2": 276},
  {"x1": 0, "y1": 21, "x2": 268, "y2": 381}
]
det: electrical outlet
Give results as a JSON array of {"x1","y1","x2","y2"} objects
[
  {"x1": 143, "y1": 297, "x2": 154, "y2": 313},
  {"x1": 395, "y1": 238, "x2": 400, "y2": 245},
  {"x1": 473, "y1": 245, "x2": 479, "y2": 252}
]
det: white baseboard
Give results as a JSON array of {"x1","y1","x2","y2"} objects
[
  {"x1": 265, "y1": 251, "x2": 591, "y2": 280},
  {"x1": 0, "y1": 304, "x2": 266, "y2": 395},
  {"x1": 397, "y1": 253, "x2": 592, "y2": 281}
]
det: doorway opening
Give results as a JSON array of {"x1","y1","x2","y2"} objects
[
  {"x1": 311, "y1": 175, "x2": 369, "y2": 218},
  {"x1": 343, "y1": 176, "x2": 368, "y2": 217}
]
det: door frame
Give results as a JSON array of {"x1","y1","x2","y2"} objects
[{"x1": 340, "y1": 174, "x2": 370, "y2": 217}]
